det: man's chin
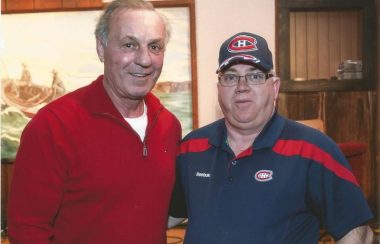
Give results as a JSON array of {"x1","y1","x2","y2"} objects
[{"x1": 129, "y1": 90, "x2": 151, "y2": 100}]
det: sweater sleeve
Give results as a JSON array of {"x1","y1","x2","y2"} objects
[{"x1": 7, "y1": 110, "x2": 67, "y2": 243}]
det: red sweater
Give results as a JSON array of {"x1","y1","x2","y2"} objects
[{"x1": 8, "y1": 76, "x2": 182, "y2": 244}]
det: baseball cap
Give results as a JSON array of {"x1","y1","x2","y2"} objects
[{"x1": 216, "y1": 32, "x2": 273, "y2": 73}]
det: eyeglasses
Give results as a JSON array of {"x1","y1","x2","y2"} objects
[{"x1": 218, "y1": 73, "x2": 274, "y2": 87}]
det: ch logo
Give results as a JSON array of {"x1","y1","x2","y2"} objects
[
  {"x1": 228, "y1": 35, "x2": 257, "y2": 53},
  {"x1": 254, "y1": 170, "x2": 273, "y2": 182}
]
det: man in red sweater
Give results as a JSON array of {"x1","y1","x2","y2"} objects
[{"x1": 7, "y1": 0, "x2": 182, "y2": 243}]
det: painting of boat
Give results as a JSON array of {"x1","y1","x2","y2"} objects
[
  {"x1": 2, "y1": 64, "x2": 66, "y2": 118},
  {"x1": 1, "y1": 8, "x2": 194, "y2": 160}
]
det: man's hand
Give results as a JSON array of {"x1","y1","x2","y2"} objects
[
  {"x1": 336, "y1": 225, "x2": 373, "y2": 244},
  {"x1": 167, "y1": 216, "x2": 186, "y2": 229}
]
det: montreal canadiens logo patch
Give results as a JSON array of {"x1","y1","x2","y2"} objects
[
  {"x1": 228, "y1": 35, "x2": 258, "y2": 53},
  {"x1": 254, "y1": 170, "x2": 273, "y2": 182}
]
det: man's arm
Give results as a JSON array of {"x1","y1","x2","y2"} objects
[
  {"x1": 336, "y1": 225, "x2": 373, "y2": 244},
  {"x1": 7, "y1": 112, "x2": 66, "y2": 243}
]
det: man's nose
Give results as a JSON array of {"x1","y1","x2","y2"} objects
[
  {"x1": 235, "y1": 77, "x2": 251, "y2": 92},
  {"x1": 135, "y1": 47, "x2": 152, "y2": 67}
]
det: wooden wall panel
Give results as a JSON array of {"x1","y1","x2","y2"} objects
[
  {"x1": 375, "y1": 0, "x2": 380, "y2": 226},
  {"x1": 339, "y1": 11, "x2": 362, "y2": 62},
  {"x1": 351, "y1": 11, "x2": 362, "y2": 60},
  {"x1": 324, "y1": 91, "x2": 372, "y2": 197},
  {"x1": 1, "y1": 163, "x2": 14, "y2": 228},
  {"x1": 307, "y1": 12, "x2": 318, "y2": 80},
  {"x1": 2, "y1": 0, "x2": 103, "y2": 12},
  {"x1": 62, "y1": 0, "x2": 81, "y2": 8},
  {"x1": 290, "y1": 13, "x2": 296, "y2": 79},
  {"x1": 278, "y1": 92, "x2": 321, "y2": 120},
  {"x1": 340, "y1": 12, "x2": 353, "y2": 62},
  {"x1": 62, "y1": 0, "x2": 101, "y2": 8},
  {"x1": 294, "y1": 12, "x2": 307, "y2": 80},
  {"x1": 290, "y1": 10, "x2": 363, "y2": 81},
  {"x1": 317, "y1": 12, "x2": 330, "y2": 79},
  {"x1": 89, "y1": 0, "x2": 102, "y2": 6},
  {"x1": 62, "y1": 0, "x2": 102, "y2": 8},
  {"x1": 34, "y1": 0, "x2": 61, "y2": 9},
  {"x1": 5, "y1": 0, "x2": 34, "y2": 11},
  {"x1": 328, "y1": 12, "x2": 341, "y2": 78},
  {"x1": 357, "y1": 12, "x2": 363, "y2": 60}
]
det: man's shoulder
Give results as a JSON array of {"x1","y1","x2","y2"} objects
[
  {"x1": 43, "y1": 85, "x2": 90, "y2": 112},
  {"x1": 277, "y1": 116, "x2": 344, "y2": 160},
  {"x1": 279, "y1": 117, "x2": 334, "y2": 145},
  {"x1": 183, "y1": 119, "x2": 224, "y2": 141},
  {"x1": 29, "y1": 83, "x2": 96, "y2": 128}
]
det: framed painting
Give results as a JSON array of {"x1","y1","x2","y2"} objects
[{"x1": 0, "y1": 3, "x2": 198, "y2": 160}]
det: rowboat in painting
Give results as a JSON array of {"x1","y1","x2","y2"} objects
[{"x1": 1, "y1": 64, "x2": 66, "y2": 118}]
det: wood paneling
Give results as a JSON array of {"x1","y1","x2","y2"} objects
[
  {"x1": 317, "y1": 12, "x2": 330, "y2": 79},
  {"x1": 290, "y1": 12, "x2": 296, "y2": 80},
  {"x1": 2, "y1": 0, "x2": 103, "y2": 12},
  {"x1": 294, "y1": 12, "x2": 307, "y2": 80},
  {"x1": 290, "y1": 10, "x2": 363, "y2": 81},
  {"x1": 307, "y1": 12, "x2": 318, "y2": 80},
  {"x1": 5, "y1": 0, "x2": 34, "y2": 11},
  {"x1": 62, "y1": 0, "x2": 102, "y2": 8},
  {"x1": 34, "y1": 0, "x2": 61, "y2": 9},
  {"x1": 340, "y1": 12, "x2": 353, "y2": 61},
  {"x1": 375, "y1": 0, "x2": 380, "y2": 231},
  {"x1": 1, "y1": 163, "x2": 14, "y2": 229},
  {"x1": 325, "y1": 91, "x2": 373, "y2": 197},
  {"x1": 1, "y1": 0, "x2": 193, "y2": 12},
  {"x1": 278, "y1": 92, "x2": 321, "y2": 119},
  {"x1": 328, "y1": 12, "x2": 341, "y2": 78}
]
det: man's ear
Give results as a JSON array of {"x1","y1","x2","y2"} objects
[
  {"x1": 96, "y1": 38, "x2": 105, "y2": 62},
  {"x1": 273, "y1": 77, "x2": 281, "y2": 100}
]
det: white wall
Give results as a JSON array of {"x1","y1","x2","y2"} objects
[{"x1": 194, "y1": 0, "x2": 276, "y2": 127}]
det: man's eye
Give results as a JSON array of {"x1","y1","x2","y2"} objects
[
  {"x1": 123, "y1": 42, "x2": 136, "y2": 49},
  {"x1": 247, "y1": 74, "x2": 258, "y2": 79},
  {"x1": 150, "y1": 44, "x2": 163, "y2": 53},
  {"x1": 247, "y1": 73, "x2": 262, "y2": 80},
  {"x1": 224, "y1": 75, "x2": 236, "y2": 81}
]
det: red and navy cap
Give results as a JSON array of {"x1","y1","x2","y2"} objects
[{"x1": 216, "y1": 32, "x2": 273, "y2": 73}]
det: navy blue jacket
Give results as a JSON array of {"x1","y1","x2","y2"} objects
[{"x1": 170, "y1": 113, "x2": 373, "y2": 244}]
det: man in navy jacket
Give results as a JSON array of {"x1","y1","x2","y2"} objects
[{"x1": 169, "y1": 32, "x2": 373, "y2": 244}]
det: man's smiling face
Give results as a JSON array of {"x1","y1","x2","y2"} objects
[{"x1": 97, "y1": 8, "x2": 166, "y2": 101}]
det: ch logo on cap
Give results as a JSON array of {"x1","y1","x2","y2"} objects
[{"x1": 228, "y1": 35, "x2": 258, "y2": 53}]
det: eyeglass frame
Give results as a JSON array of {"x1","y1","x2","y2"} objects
[{"x1": 218, "y1": 72, "x2": 274, "y2": 87}]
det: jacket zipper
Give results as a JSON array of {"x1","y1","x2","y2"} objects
[
  {"x1": 141, "y1": 107, "x2": 162, "y2": 157},
  {"x1": 96, "y1": 105, "x2": 163, "y2": 158},
  {"x1": 143, "y1": 143, "x2": 148, "y2": 156}
]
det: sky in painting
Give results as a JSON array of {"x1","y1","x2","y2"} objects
[{"x1": 0, "y1": 7, "x2": 191, "y2": 92}]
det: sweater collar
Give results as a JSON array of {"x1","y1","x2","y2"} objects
[{"x1": 85, "y1": 75, "x2": 163, "y2": 120}]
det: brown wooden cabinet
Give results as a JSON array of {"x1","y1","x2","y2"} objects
[
  {"x1": 276, "y1": 0, "x2": 377, "y2": 215},
  {"x1": 276, "y1": 0, "x2": 376, "y2": 92}
]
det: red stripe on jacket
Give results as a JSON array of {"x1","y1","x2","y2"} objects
[
  {"x1": 273, "y1": 139, "x2": 359, "y2": 186},
  {"x1": 179, "y1": 138, "x2": 211, "y2": 155}
]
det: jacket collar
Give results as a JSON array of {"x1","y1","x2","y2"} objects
[
  {"x1": 84, "y1": 75, "x2": 163, "y2": 121},
  {"x1": 208, "y1": 112, "x2": 286, "y2": 150}
]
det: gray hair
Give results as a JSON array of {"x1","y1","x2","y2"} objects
[{"x1": 95, "y1": 0, "x2": 171, "y2": 47}]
